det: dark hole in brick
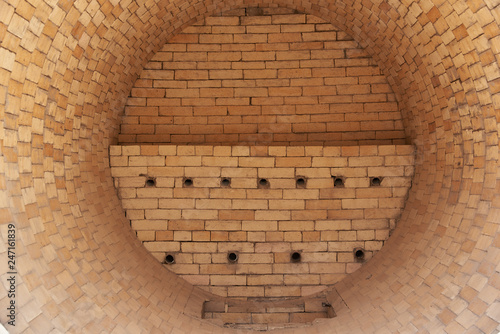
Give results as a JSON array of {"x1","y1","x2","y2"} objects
[
  {"x1": 221, "y1": 178, "x2": 231, "y2": 187},
  {"x1": 296, "y1": 177, "x2": 306, "y2": 188},
  {"x1": 145, "y1": 178, "x2": 156, "y2": 187},
  {"x1": 228, "y1": 252, "x2": 238, "y2": 262},
  {"x1": 354, "y1": 248, "x2": 365, "y2": 262},
  {"x1": 183, "y1": 178, "x2": 193, "y2": 187},
  {"x1": 165, "y1": 254, "x2": 175, "y2": 264},
  {"x1": 370, "y1": 177, "x2": 382, "y2": 186},
  {"x1": 291, "y1": 252, "x2": 301, "y2": 262},
  {"x1": 258, "y1": 178, "x2": 270, "y2": 188},
  {"x1": 332, "y1": 176, "x2": 344, "y2": 187}
]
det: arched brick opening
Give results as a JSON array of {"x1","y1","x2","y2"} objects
[{"x1": 1, "y1": 0, "x2": 499, "y2": 332}]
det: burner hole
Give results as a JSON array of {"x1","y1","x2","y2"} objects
[
  {"x1": 165, "y1": 254, "x2": 175, "y2": 264},
  {"x1": 291, "y1": 252, "x2": 301, "y2": 262},
  {"x1": 258, "y1": 178, "x2": 270, "y2": 188},
  {"x1": 354, "y1": 248, "x2": 365, "y2": 262},
  {"x1": 221, "y1": 178, "x2": 231, "y2": 187},
  {"x1": 183, "y1": 178, "x2": 193, "y2": 187},
  {"x1": 296, "y1": 177, "x2": 306, "y2": 188},
  {"x1": 227, "y1": 252, "x2": 238, "y2": 263},
  {"x1": 332, "y1": 176, "x2": 344, "y2": 187},
  {"x1": 145, "y1": 178, "x2": 156, "y2": 187},
  {"x1": 370, "y1": 177, "x2": 382, "y2": 186}
]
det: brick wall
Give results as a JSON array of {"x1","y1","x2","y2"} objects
[
  {"x1": 119, "y1": 10, "x2": 406, "y2": 146},
  {"x1": 110, "y1": 144, "x2": 414, "y2": 298}
]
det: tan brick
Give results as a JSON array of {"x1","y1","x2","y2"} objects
[
  {"x1": 202, "y1": 157, "x2": 238, "y2": 167},
  {"x1": 278, "y1": 220, "x2": 314, "y2": 231},
  {"x1": 210, "y1": 231, "x2": 229, "y2": 241},
  {"x1": 205, "y1": 16, "x2": 239, "y2": 25},
  {"x1": 247, "y1": 231, "x2": 266, "y2": 242},
  {"x1": 218, "y1": 242, "x2": 255, "y2": 253},
  {"x1": 204, "y1": 221, "x2": 241, "y2": 231},
  {"x1": 247, "y1": 275, "x2": 283, "y2": 285},
  {"x1": 321, "y1": 231, "x2": 340, "y2": 241},
  {"x1": 246, "y1": 25, "x2": 281, "y2": 34},
  {"x1": 156, "y1": 230, "x2": 174, "y2": 241},
  {"x1": 237, "y1": 253, "x2": 273, "y2": 264},
  {"x1": 331, "y1": 167, "x2": 367, "y2": 177},
  {"x1": 283, "y1": 189, "x2": 319, "y2": 200},
  {"x1": 268, "y1": 32, "x2": 302, "y2": 43},
  {"x1": 266, "y1": 232, "x2": 284, "y2": 242},
  {"x1": 309, "y1": 263, "x2": 346, "y2": 273},
  {"x1": 209, "y1": 69, "x2": 243, "y2": 79},
  {"x1": 379, "y1": 197, "x2": 405, "y2": 208},
  {"x1": 269, "y1": 200, "x2": 305, "y2": 210},
  {"x1": 136, "y1": 188, "x2": 173, "y2": 198},
  {"x1": 227, "y1": 287, "x2": 265, "y2": 297},
  {"x1": 255, "y1": 210, "x2": 290, "y2": 220},
  {"x1": 173, "y1": 231, "x2": 192, "y2": 241},
  {"x1": 182, "y1": 242, "x2": 217, "y2": 253},
  {"x1": 327, "y1": 209, "x2": 363, "y2": 219},
  {"x1": 319, "y1": 188, "x2": 356, "y2": 199},
  {"x1": 164, "y1": 156, "x2": 201, "y2": 166},
  {"x1": 385, "y1": 155, "x2": 415, "y2": 166},
  {"x1": 275, "y1": 157, "x2": 311, "y2": 167},
  {"x1": 194, "y1": 199, "x2": 230, "y2": 210},
  {"x1": 182, "y1": 209, "x2": 218, "y2": 220},
  {"x1": 224, "y1": 124, "x2": 257, "y2": 133},
  {"x1": 247, "y1": 189, "x2": 283, "y2": 199},
  {"x1": 210, "y1": 189, "x2": 246, "y2": 199},
  {"x1": 239, "y1": 157, "x2": 275, "y2": 167},
  {"x1": 302, "y1": 31, "x2": 336, "y2": 41},
  {"x1": 242, "y1": 220, "x2": 278, "y2": 231},
  {"x1": 110, "y1": 156, "x2": 128, "y2": 167},
  {"x1": 199, "y1": 34, "x2": 233, "y2": 44},
  {"x1": 143, "y1": 241, "x2": 180, "y2": 252},
  {"x1": 342, "y1": 198, "x2": 378, "y2": 209},
  {"x1": 228, "y1": 231, "x2": 247, "y2": 241},
  {"x1": 356, "y1": 188, "x2": 392, "y2": 198},
  {"x1": 173, "y1": 188, "x2": 210, "y2": 198},
  {"x1": 244, "y1": 69, "x2": 277, "y2": 79},
  {"x1": 136, "y1": 231, "x2": 155, "y2": 241},
  {"x1": 272, "y1": 264, "x2": 309, "y2": 274},
  {"x1": 232, "y1": 199, "x2": 268, "y2": 210},
  {"x1": 213, "y1": 312, "x2": 251, "y2": 324},
  {"x1": 219, "y1": 210, "x2": 255, "y2": 220},
  {"x1": 241, "y1": 51, "x2": 275, "y2": 61},
  {"x1": 348, "y1": 156, "x2": 384, "y2": 167},
  {"x1": 167, "y1": 220, "x2": 204, "y2": 231}
]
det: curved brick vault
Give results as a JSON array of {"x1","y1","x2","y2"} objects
[{"x1": 0, "y1": 0, "x2": 499, "y2": 332}]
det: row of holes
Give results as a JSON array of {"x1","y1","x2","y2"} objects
[
  {"x1": 146, "y1": 177, "x2": 384, "y2": 188},
  {"x1": 164, "y1": 249, "x2": 366, "y2": 264}
]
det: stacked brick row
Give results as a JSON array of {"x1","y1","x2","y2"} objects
[
  {"x1": 203, "y1": 297, "x2": 334, "y2": 329},
  {"x1": 119, "y1": 12, "x2": 405, "y2": 146},
  {"x1": 110, "y1": 144, "x2": 414, "y2": 298}
]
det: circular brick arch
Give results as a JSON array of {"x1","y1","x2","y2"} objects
[{"x1": 0, "y1": 0, "x2": 499, "y2": 333}]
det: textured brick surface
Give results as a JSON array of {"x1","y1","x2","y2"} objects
[
  {"x1": 119, "y1": 12, "x2": 405, "y2": 146},
  {"x1": 111, "y1": 144, "x2": 414, "y2": 298},
  {"x1": 1, "y1": 1, "x2": 500, "y2": 334}
]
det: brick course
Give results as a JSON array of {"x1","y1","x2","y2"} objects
[
  {"x1": 111, "y1": 144, "x2": 414, "y2": 298},
  {"x1": 119, "y1": 13, "x2": 406, "y2": 146}
]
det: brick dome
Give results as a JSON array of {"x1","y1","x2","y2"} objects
[{"x1": 1, "y1": 0, "x2": 499, "y2": 332}]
